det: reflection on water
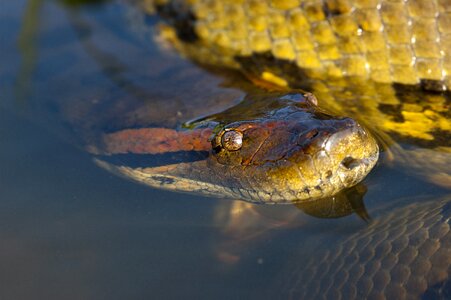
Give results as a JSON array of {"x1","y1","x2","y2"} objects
[
  {"x1": 1, "y1": 0, "x2": 450, "y2": 299},
  {"x1": 15, "y1": 0, "x2": 43, "y2": 104}
]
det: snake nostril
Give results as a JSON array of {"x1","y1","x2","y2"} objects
[{"x1": 341, "y1": 156, "x2": 360, "y2": 170}]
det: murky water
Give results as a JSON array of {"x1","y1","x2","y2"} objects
[{"x1": 1, "y1": 1, "x2": 450, "y2": 299}]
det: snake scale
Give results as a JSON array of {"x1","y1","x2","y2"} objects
[{"x1": 270, "y1": 195, "x2": 451, "y2": 299}]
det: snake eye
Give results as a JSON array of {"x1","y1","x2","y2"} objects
[{"x1": 221, "y1": 130, "x2": 243, "y2": 151}]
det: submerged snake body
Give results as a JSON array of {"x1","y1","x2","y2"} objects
[{"x1": 275, "y1": 195, "x2": 451, "y2": 299}]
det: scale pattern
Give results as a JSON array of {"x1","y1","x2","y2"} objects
[
  {"x1": 277, "y1": 196, "x2": 451, "y2": 299},
  {"x1": 149, "y1": 0, "x2": 451, "y2": 88}
]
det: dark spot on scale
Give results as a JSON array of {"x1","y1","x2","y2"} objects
[
  {"x1": 378, "y1": 104, "x2": 405, "y2": 123},
  {"x1": 325, "y1": 170, "x2": 332, "y2": 178},
  {"x1": 322, "y1": 2, "x2": 343, "y2": 16},
  {"x1": 392, "y1": 82, "x2": 450, "y2": 104},
  {"x1": 314, "y1": 185, "x2": 322, "y2": 191},
  {"x1": 154, "y1": 1, "x2": 198, "y2": 43},
  {"x1": 234, "y1": 52, "x2": 312, "y2": 90},
  {"x1": 420, "y1": 79, "x2": 447, "y2": 92},
  {"x1": 393, "y1": 83, "x2": 423, "y2": 104}
]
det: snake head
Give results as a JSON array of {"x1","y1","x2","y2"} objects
[
  {"x1": 207, "y1": 93, "x2": 379, "y2": 203},
  {"x1": 95, "y1": 92, "x2": 378, "y2": 204}
]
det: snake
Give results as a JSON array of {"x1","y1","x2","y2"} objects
[
  {"x1": 92, "y1": 0, "x2": 451, "y2": 204},
  {"x1": 51, "y1": 0, "x2": 451, "y2": 299},
  {"x1": 270, "y1": 194, "x2": 451, "y2": 299},
  {"x1": 58, "y1": 0, "x2": 451, "y2": 298},
  {"x1": 141, "y1": 0, "x2": 450, "y2": 180}
]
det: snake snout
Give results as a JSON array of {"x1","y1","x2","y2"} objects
[{"x1": 324, "y1": 119, "x2": 379, "y2": 188}]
